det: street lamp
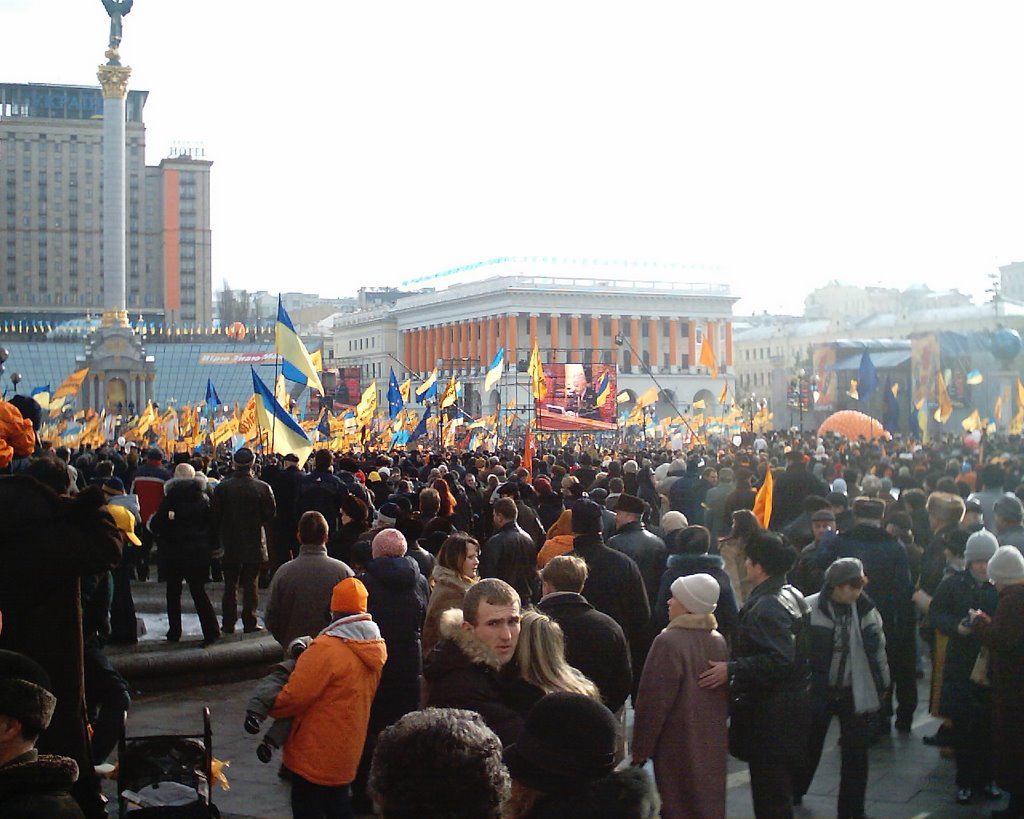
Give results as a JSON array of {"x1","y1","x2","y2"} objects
[
  {"x1": 789, "y1": 368, "x2": 819, "y2": 436},
  {"x1": 741, "y1": 393, "x2": 759, "y2": 433}
]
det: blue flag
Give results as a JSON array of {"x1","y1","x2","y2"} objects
[
  {"x1": 387, "y1": 368, "x2": 404, "y2": 420},
  {"x1": 858, "y1": 351, "x2": 878, "y2": 401},
  {"x1": 318, "y1": 409, "x2": 331, "y2": 438},
  {"x1": 409, "y1": 406, "x2": 431, "y2": 442},
  {"x1": 205, "y1": 378, "x2": 221, "y2": 407}
]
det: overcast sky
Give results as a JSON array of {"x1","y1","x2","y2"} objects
[{"x1": 4, "y1": 0, "x2": 1023, "y2": 315}]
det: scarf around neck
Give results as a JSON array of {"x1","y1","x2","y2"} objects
[{"x1": 666, "y1": 612, "x2": 718, "y2": 632}]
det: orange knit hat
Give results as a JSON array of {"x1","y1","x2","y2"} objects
[{"x1": 331, "y1": 577, "x2": 368, "y2": 614}]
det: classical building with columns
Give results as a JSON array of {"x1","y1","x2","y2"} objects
[{"x1": 330, "y1": 261, "x2": 739, "y2": 418}]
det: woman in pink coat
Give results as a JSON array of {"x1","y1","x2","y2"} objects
[{"x1": 632, "y1": 573, "x2": 730, "y2": 819}]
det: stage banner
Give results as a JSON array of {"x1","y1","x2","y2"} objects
[
  {"x1": 198, "y1": 351, "x2": 277, "y2": 365},
  {"x1": 911, "y1": 334, "x2": 940, "y2": 405},
  {"x1": 536, "y1": 362, "x2": 618, "y2": 432},
  {"x1": 812, "y1": 346, "x2": 837, "y2": 411}
]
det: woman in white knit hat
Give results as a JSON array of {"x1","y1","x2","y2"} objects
[
  {"x1": 965, "y1": 545, "x2": 1024, "y2": 819},
  {"x1": 631, "y1": 573, "x2": 729, "y2": 819}
]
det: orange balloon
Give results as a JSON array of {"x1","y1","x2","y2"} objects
[
  {"x1": 226, "y1": 321, "x2": 247, "y2": 341},
  {"x1": 817, "y1": 410, "x2": 891, "y2": 442}
]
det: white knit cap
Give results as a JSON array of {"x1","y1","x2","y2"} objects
[
  {"x1": 964, "y1": 529, "x2": 998, "y2": 564},
  {"x1": 661, "y1": 511, "x2": 689, "y2": 533},
  {"x1": 670, "y1": 573, "x2": 720, "y2": 615},
  {"x1": 988, "y1": 545, "x2": 1024, "y2": 585}
]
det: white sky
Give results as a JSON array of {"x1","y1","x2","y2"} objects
[{"x1": 4, "y1": 0, "x2": 1023, "y2": 315}]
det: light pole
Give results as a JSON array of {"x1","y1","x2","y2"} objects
[
  {"x1": 789, "y1": 368, "x2": 819, "y2": 436},
  {"x1": 741, "y1": 393, "x2": 758, "y2": 433}
]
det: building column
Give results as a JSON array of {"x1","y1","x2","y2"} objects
[
  {"x1": 668, "y1": 318, "x2": 679, "y2": 371},
  {"x1": 649, "y1": 317, "x2": 660, "y2": 370},
  {"x1": 470, "y1": 319, "x2": 479, "y2": 366},
  {"x1": 529, "y1": 314, "x2": 539, "y2": 349},
  {"x1": 418, "y1": 327, "x2": 428, "y2": 374},
  {"x1": 706, "y1": 320, "x2": 718, "y2": 372},
  {"x1": 441, "y1": 323, "x2": 452, "y2": 368},
  {"x1": 569, "y1": 314, "x2": 581, "y2": 358},
  {"x1": 97, "y1": 62, "x2": 132, "y2": 328},
  {"x1": 725, "y1": 320, "x2": 734, "y2": 368},
  {"x1": 403, "y1": 331, "x2": 412, "y2": 374},
  {"x1": 487, "y1": 317, "x2": 498, "y2": 366},
  {"x1": 460, "y1": 321, "x2": 469, "y2": 361},
  {"x1": 590, "y1": 315, "x2": 601, "y2": 364},
  {"x1": 630, "y1": 316, "x2": 641, "y2": 367},
  {"x1": 688, "y1": 320, "x2": 697, "y2": 373},
  {"x1": 609, "y1": 317, "x2": 620, "y2": 369},
  {"x1": 549, "y1": 314, "x2": 560, "y2": 363},
  {"x1": 505, "y1": 314, "x2": 517, "y2": 367}
]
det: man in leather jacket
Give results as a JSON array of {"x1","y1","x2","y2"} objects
[
  {"x1": 699, "y1": 530, "x2": 811, "y2": 819},
  {"x1": 606, "y1": 493, "x2": 666, "y2": 607}
]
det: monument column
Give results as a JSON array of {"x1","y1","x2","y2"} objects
[{"x1": 97, "y1": 59, "x2": 132, "y2": 329}]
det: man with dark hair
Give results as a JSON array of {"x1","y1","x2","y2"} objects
[
  {"x1": 0, "y1": 650, "x2": 84, "y2": 818},
  {"x1": 495, "y1": 481, "x2": 546, "y2": 549},
  {"x1": 369, "y1": 708, "x2": 509, "y2": 819},
  {"x1": 129, "y1": 446, "x2": 171, "y2": 581},
  {"x1": 295, "y1": 449, "x2": 348, "y2": 542},
  {"x1": 212, "y1": 447, "x2": 277, "y2": 634},
  {"x1": 699, "y1": 530, "x2": 810, "y2": 819},
  {"x1": 818, "y1": 496, "x2": 917, "y2": 734},
  {"x1": 422, "y1": 578, "x2": 528, "y2": 744},
  {"x1": 993, "y1": 493, "x2": 1024, "y2": 548},
  {"x1": 264, "y1": 511, "x2": 354, "y2": 648},
  {"x1": 770, "y1": 450, "x2": 827, "y2": 530},
  {"x1": 481, "y1": 497, "x2": 538, "y2": 606},
  {"x1": 539, "y1": 555, "x2": 632, "y2": 712},
  {"x1": 262, "y1": 451, "x2": 303, "y2": 570}
]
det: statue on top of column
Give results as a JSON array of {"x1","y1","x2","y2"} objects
[{"x1": 101, "y1": 0, "x2": 134, "y2": 51}]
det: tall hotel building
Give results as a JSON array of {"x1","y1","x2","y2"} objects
[
  {"x1": 0, "y1": 82, "x2": 212, "y2": 326},
  {"x1": 330, "y1": 259, "x2": 739, "y2": 416}
]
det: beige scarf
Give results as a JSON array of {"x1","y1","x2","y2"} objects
[{"x1": 666, "y1": 612, "x2": 719, "y2": 631}]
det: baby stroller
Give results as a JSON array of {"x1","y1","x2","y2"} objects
[{"x1": 116, "y1": 706, "x2": 219, "y2": 817}]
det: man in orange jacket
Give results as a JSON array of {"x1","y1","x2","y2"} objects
[{"x1": 270, "y1": 577, "x2": 387, "y2": 819}]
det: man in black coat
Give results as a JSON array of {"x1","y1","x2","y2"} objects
[
  {"x1": 699, "y1": 530, "x2": 811, "y2": 819},
  {"x1": 568, "y1": 499, "x2": 650, "y2": 694},
  {"x1": 816, "y1": 497, "x2": 917, "y2": 733},
  {"x1": 0, "y1": 464, "x2": 123, "y2": 819},
  {"x1": 480, "y1": 498, "x2": 539, "y2": 607},
  {"x1": 295, "y1": 450, "x2": 348, "y2": 542},
  {"x1": 262, "y1": 452, "x2": 303, "y2": 570},
  {"x1": 770, "y1": 450, "x2": 827, "y2": 530},
  {"x1": 538, "y1": 555, "x2": 632, "y2": 713},
  {"x1": 607, "y1": 493, "x2": 666, "y2": 608}
]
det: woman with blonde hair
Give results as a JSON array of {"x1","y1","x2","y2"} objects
[
  {"x1": 515, "y1": 610, "x2": 600, "y2": 700},
  {"x1": 421, "y1": 532, "x2": 480, "y2": 657}
]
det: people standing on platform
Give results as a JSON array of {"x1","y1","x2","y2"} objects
[
  {"x1": 148, "y1": 462, "x2": 220, "y2": 646},
  {"x1": 129, "y1": 446, "x2": 171, "y2": 582},
  {"x1": 212, "y1": 447, "x2": 276, "y2": 635}
]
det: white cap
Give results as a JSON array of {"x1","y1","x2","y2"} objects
[{"x1": 670, "y1": 573, "x2": 720, "y2": 615}]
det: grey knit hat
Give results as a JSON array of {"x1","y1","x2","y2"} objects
[
  {"x1": 825, "y1": 557, "x2": 866, "y2": 588},
  {"x1": 964, "y1": 529, "x2": 998, "y2": 564},
  {"x1": 988, "y1": 546, "x2": 1024, "y2": 585}
]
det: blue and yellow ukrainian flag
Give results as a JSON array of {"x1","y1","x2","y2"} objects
[
  {"x1": 484, "y1": 347, "x2": 505, "y2": 391},
  {"x1": 416, "y1": 368, "x2": 439, "y2": 403},
  {"x1": 595, "y1": 372, "x2": 610, "y2": 407},
  {"x1": 251, "y1": 368, "x2": 314, "y2": 463},
  {"x1": 275, "y1": 296, "x2": 325, "y2": 394}
]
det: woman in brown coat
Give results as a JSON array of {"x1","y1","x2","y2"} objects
[
  {"x1": 421, "y1": 533, "x2": 479, "y2": 657},
  {"x1": 968, "y1": 546, "x2": 1024, "y2": 819},
  {"x1": 632, "y1": 573, "x2": 729, "y2": 819}
]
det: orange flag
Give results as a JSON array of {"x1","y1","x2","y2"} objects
[
  {"x1": 699, "y1": 331, "x2": 718, "y2": 379},
  {"x1": 523, "y1": 427, "x2": 535, "y2": 480},
  {"x1": 753, "y1": 466, "x2": 774, "y2": 529}
]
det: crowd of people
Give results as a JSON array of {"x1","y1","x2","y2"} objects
[{"x1": 2, "y1": 386, "x2": 1024, "y2": 819}]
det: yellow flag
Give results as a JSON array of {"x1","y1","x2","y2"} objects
[
  {"x1": 1016, "y1": 377, "x2": 1024, "y2": 414},
  {"x1": 527, "y1": 341, "x2": 547, "y2": 401},
  {"x1": 53, "y1": 367, "x2": 89, "y2": 400},
  {"x1": 961, "y1": 409, "x2": 982, "y2": 432},
  {"x1": 636, "y1": 386, "x2": 659, "y2": 409},
  {"x1": 934, "y1": 373, "x2": 953, "y2": 424},
  {"x1": 753, "y1": 467, "x2": 774, "y2": 529},
  {"x1": 994, "y1": 393, "x2": 1004, "y2": 423},
  {"x1": 616, "y1": 390, "x2": 630, "y2": 404},
  {"x1": 357, "y1": 382, "x2": 377, "y2": 419},
  {"x1": 699, "y1": 331, "x2": 718, "y2": 379},
  {"x1": 275, "y1": 374, "x2": 290, "y2": 408},
  {"x1": 718, "y1": 382, "x2": 729, "y2": 406},
  {"x1": 399, "y1": 379, "x2": 412, "y2": 404},
  {"x1": 440, "y1": 375, "x2": 459, "y2": 409},
  {"x1": 310, "y1": 349, "x2": 323, "y2": 373},
  {"x1": 692, "y1": 399, "x2": 706, "y2": 410}
]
